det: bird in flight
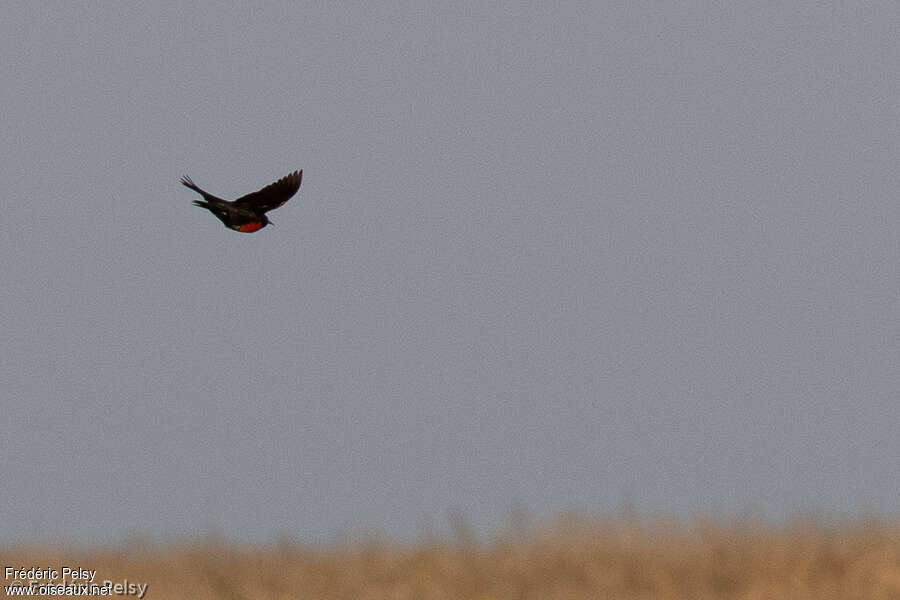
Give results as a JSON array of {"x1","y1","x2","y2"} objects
[{"x1": 181, "y1": 170, "x2": 303, "y2": 233}]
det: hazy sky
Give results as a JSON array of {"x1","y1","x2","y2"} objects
[{"x1": 3, "y1": 3, "x2": 900, "y2": 544}]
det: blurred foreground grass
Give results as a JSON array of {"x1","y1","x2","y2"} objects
[{"x1": 4, "y1": 513, "x2": 900, "y2": 599}]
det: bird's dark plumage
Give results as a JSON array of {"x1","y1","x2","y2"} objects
[{"x1": 182, "y1": 170, "x2": 302, "y2": 233}]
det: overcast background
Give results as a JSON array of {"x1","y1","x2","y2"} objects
[{"x1": 2, "y1": 3, "x2": 899, "y2": 545}]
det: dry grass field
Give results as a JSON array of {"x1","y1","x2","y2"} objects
[{"x1": 4, "y1": 514, "x2": 900, "y2": 599}]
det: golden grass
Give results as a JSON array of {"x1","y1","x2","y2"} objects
[{"x1": 4, "y1": 514, "x2": 900, "y2": 599}]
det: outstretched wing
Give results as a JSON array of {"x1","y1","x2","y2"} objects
[
  {"x1": 233, "y1": 170, "x2": 303, "y2": 214},
  {"x1": 180, "y1": 175, "x2": 226, "y2": 203}
]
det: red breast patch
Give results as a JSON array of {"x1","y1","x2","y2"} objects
[{"x1": 235, "y1": 222, "x2": 265, "y2": 233}]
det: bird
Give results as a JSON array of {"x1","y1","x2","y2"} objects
[{"x1": 181, "y1": 170, "x2": 303, "y2": 233}]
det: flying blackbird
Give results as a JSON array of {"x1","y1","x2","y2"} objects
[{"x1": 182, "y1": 170, "x2": 303, "y2": 232}]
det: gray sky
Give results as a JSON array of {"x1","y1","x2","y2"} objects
[{"x1": 2, "y1": 3, "x2": 900, "y2": 544}]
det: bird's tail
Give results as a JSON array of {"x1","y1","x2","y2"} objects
[
  {"x1": 192, "y1": 199, "x2": 210, "y2": 209},
  {"x1": 181, "y1": 175, "x2": 204, "y2": 193}
]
